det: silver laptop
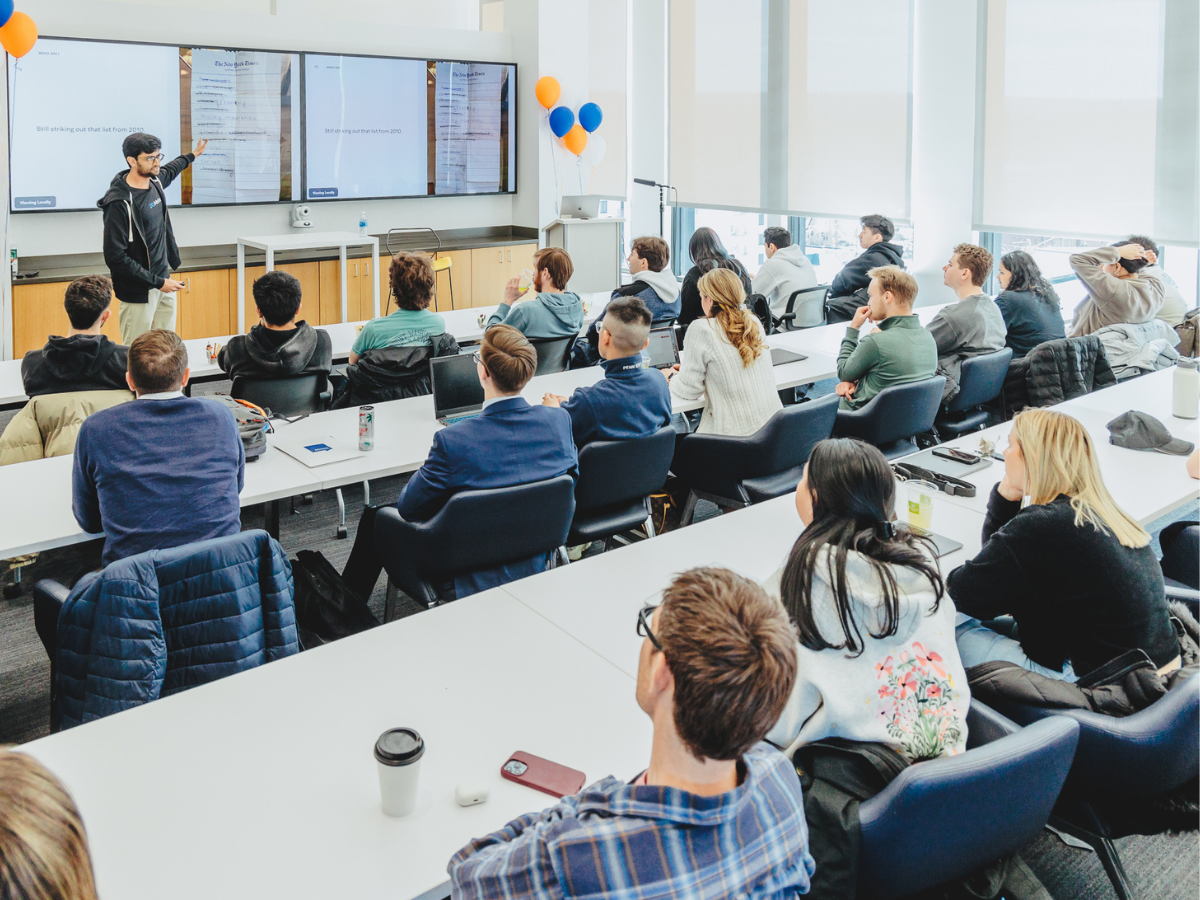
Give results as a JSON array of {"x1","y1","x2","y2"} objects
[
  {"x1": 431, "y1": 353, "x2": 485, "y2": 425},
  {"x1": 770, "y1": 347, "x2": 808, "y2": 366},
  {"x1": 644, "y1": 326, "x2": 681, "y2": 370},
  {"x1": 560, "y1": 195, "x2": 603, "y2": 219}
]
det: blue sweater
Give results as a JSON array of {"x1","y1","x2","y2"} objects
[
  {"x1": 73, "y1": 396, "x2": 245, "y2": 566},
  {"x1": 561, "y1": 355, "x2": 674, "y2": 447}
]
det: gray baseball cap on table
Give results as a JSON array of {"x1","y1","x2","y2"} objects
[{"x1": 1106, "y1": 411, "x2": 1195, "y2": 456}]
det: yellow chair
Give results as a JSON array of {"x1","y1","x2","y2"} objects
[{"x1": 431, "y1": 256, "x2": 455, "y2": 310}]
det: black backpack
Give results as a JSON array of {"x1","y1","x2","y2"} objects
[{"x1": 290, "y1": 550, "x2": 380, "y2": 648}]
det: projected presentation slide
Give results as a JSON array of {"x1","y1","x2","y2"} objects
[
  {"x1": 303, "y1": 54, "x2": 516, "y2": 200},
  {"x1": 7, "y1": 38, "x2": 300, "y2": 211}
]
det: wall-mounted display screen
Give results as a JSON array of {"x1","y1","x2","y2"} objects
[
  {"x1": 302, "y1": 54, "x2": 516, "y2": 200},
  {"x1": 7, "y1": 37, "x2": 301, "y2": 211}
]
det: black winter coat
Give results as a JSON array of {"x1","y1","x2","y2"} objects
[
  {"x1": 1001, "y1": 335, "x2": 1116, "y2": 415},
  {"x1": 829, "y1": 241, "x2": 905, "y2": 299},
  {"x1": 332, "y1": 333, "x2": 460, "y2": 408}
]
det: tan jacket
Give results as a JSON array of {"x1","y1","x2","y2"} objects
[
  {"x1": 1069, "y1": 246, "x2": 1165, "y2": 336},
  {"x1": 0, "y1": 390, "x2": 134, "y2": 466}
]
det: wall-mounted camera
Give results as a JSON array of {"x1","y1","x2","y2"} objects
[{"x1": 290, "y1": 204, "x2": 313, "y2": 228}]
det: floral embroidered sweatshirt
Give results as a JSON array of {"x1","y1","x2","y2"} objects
[{"x1": 763, "y1": 548, "x2": 970, "y2": 762}]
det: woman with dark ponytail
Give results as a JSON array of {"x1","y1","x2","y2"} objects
[
  {"x1": 677, "y1": 227, "x2": 753, "y2": 339},
  {"x1": 764, "y1": 438, "x2": 969, "y2": 762},
  {"x1": 995, "y1": 250, "x2": 1065, "y2": 359}
]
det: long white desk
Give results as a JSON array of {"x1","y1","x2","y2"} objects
[{"x1": 21, "y1": 589, "x2": 652, "y2": 900}]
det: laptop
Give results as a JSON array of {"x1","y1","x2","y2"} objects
[
  {"x1": 431, "y1": 353, "x2": 485, "y2": 425},
  {"x1": 770, "y1": 347, "x2": 808, "y2": 366},
  {"x1": 900, "y1": 524, "x2": 964, "y2": 559},
  {"x1": 560, "y1": 195, "x2": 603, "y2": 219},
  {"x1": 644, "y1": 326, "x2": 681, "y2": 370}
]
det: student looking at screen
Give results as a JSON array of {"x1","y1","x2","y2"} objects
[
  {"x1": 22, "y1": 275, "x2": 128, "y2": 397},
  {"x1": 826, "y1": 214, "x2": 906, "y2": 323},
  {"x1": 448, "y1": 567, "x2": 814, "y2": 900},
  {"x1": 486, "y1": 248, "x2": 583, "y2": 341},
  {"x1": 218, "y1": 270, "x2": 332, "y2": 381},
  {"x1": 677, "y1": 227, "x2": 753, "y2": 339},
  {"x1": 350, "y1": 253, "x2": 448, "y2": 362},
  {"x1": 928, "y1": 243, "x2": 1007, "y2": 403},
  {"x1": 752, "y1": 225, "x2": 819, "y2": 319},
  {"x1": 994, "y1": 251, "x2": 1065, "y2": 360}
]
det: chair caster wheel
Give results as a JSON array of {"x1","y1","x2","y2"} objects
[
  {"x1": 3, "y1": 582, "x2": 21, "y2": 599},
  {"x1": 337, "y1": 526, "x2": 348, "y2": 539}
]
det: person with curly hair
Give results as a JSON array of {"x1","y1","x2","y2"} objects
[{"x1": 349, "y1": 253, "x2": 447, "y2": 363}]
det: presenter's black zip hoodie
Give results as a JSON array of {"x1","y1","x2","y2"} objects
[{"x1": 97, "y1": 153, "x2": 194, "y2": 304}]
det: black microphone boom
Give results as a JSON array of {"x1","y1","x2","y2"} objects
[{"x1": 633, "y1": 177, "x2": 659, "y2": 187}]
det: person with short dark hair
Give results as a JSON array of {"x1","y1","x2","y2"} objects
[
  {"x1": 928, "y1": 243, "x2": 1006, "y2": 403},
  {"x1": 349, "y1": 253, "x2": 448, "y2": 363},
  {"x1": 217, "y1": 270, "x2": 333, "y2": 381},
  {"x1": 1123, "y1": 235, "x2": 1187, "y2": 327},
  {"x1": 487, "y1": 247, "x2": 584, "y2": 340},
  {"x1": 449, "y1": 566, "x2": 814, "y2": 900},
  {"x1": 994, "y1": 251, "x2": 1065, "y2": 359},
  {"x1": 543, "y1": 296, "x2": 672, "y2": 447},
  {"x1": 21, "y1": 275, "x2": 129, "y2": 397},
  {"x1": 1068, "y1": 241, "x2": 1165, "y2": 336},
  {"x1": 98, "y1": 132, "x2": 207, "y2": 344},
  {"x1": 341, "y1": 324, "x2": 577, "y2": 600},
  {"x1": 827, "y1": 215, "x2": 906, "y2": 321},
  {"x1": 677, "y1": 227, "x2": 753, "y2": 339},
  {"x1": 72, "y1": 329, "x2": 244, "y2": 566},
  {"x1": 752, "y1": 225, "x2": 818, "y2": 319}
]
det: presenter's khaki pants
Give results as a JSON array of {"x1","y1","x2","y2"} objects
[{"x1": 120, "y1": 288, "x2": 177, "y2": 344}]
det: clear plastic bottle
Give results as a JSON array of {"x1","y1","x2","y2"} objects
[
  {"x1": 358, "y1": 211, "x2": 368, "y2": 236},
  {"x1": 1172, "y1": 357, "x2": 1199, "y2": 420}
]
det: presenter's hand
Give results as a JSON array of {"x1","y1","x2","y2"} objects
[
  {"x1": 542, "y1": 393, "x2": 567, "y2": 408},
  {"x1": 193, "y1": 139, "x2": 209, "y2": 157},
  {"x1": 161, "y1": 278, "x2": 186, "y2": 293},
  {"x1": 504, "y1": 276, "x2": 525, "y2": 303},
  {"x1": 850, "y1": 306, "x2": 872, "y2": 330},
  {"x1": 835, "y1": 380, "x2": 857, "y2": 398}
]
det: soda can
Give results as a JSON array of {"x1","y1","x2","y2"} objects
[{"x1": 358, "y1": 406, "x2": 375, "y2": 451}]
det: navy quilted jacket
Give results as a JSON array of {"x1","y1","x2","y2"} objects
[{"x1": 56, "y1": 530, "x2": 298, "y2": 730}]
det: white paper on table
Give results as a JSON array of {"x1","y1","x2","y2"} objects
[{"x1": 270, "y1": 431, "x2": 363, "y2": 467}]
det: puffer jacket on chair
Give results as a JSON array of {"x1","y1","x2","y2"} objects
[
  {"x1": 0, "y1": 389, "x2": 133, "y2": 466},
  {"x1": 56, "y1": 529, "x2": 298, "y2": 729},
  {"x1": 1001, "y1": 335, "x2": 1116, "y2": 416}
]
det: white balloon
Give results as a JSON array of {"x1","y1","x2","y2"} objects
[{"x1": 580, "y1": 134, "x2": 606, "y2": 167}]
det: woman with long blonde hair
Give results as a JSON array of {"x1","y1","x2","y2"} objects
[
  {"x1": 665, "y1": 267, "x2": 781, "y2": 436},
  {"x1": 0, "y1": 750, "x2": 99, "y2": 900},
  {"x1": 948, "y1": 408, "x2": 1178, "y2": 680}
]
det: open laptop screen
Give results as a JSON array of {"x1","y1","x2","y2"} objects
[
  {"x1": 431, "y1": 353, "x2": 485, "y2": 419},
  {"x1": 644, "y1": 327, "x2": 679, "y2": 369}
]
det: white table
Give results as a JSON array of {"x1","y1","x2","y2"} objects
[
  {"x1": 237, "y1": 232, "x2": 381, "y2": 334},
  {"x1": 22, "y1": 589, "x2": 652, "y2": 900}
]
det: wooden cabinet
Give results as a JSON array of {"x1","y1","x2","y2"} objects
[
  {"x1": 12, "y1": 281, "x2": 121, "y2": 358},
  {"x1": 317, "y1": 257, "x2": 383, "y2": 325},
  {"x1": 234, "y1": 262, "x2": 320, "y2": 332},
  {"x1": 174, "y1": 269, "x2": 231, "y2": 340},
  {"x1": 470, "y1": 243, "x2": 538, "y2": 311},
  {"x1": 431, "y1": 249, "x2": 473, "y2": 312}
]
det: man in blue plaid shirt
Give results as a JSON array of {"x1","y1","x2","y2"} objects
[{"x1": 449, "y1": 567, "x2": 815, "y2": 899}]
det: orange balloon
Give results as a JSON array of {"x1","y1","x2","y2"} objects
[
  {"x1": 0, "y1": 12, "x2": 37, "y2": 58},
  {"x1": 535, "y1": 76, "x2": 560, "y2": 110},
  {"x1": 562, "y1": 124, "x2": 587, "y2": 156}
]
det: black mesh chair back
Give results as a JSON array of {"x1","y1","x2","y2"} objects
[
  {"x1": 231, "y1": 373, "x2": 331, "y2": 416},
  {"x1": 531, "y1": 336, "x2": 577, "y2": 376}
]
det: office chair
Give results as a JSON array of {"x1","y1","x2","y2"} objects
[
  {"x1": 833, "y1": 376, "x2": 946, "y2": 459},
  {"x1": 530, "y1": 336, "x2": 576, "y2": 376},
  {"x1": 567, "y1": 426, "x2": 675, "y2": 549},
  {"x1": 935, "y1": 347, "x2": 1012, "y2": 439},
  {"x1": 374, "y1": 474, "x2": 576, "y2": 615},
  {"x1": 672, "y1": 394, "x2": 839, "y2": 525},
  {"x1": 777, "y1": 284, "x2": 830, "y2": 331}
]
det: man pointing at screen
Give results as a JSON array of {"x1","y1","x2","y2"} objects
[{"x1": 98, "y1": 132, "x2": 207, "y2": 344}]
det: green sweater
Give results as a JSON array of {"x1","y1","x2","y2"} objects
[{"x1": 836, "y1": 314, "x2": 938, "y2": 410}]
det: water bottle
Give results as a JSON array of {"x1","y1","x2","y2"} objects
[
  {"x1": 1172, "y1": 357, "x2": 1199, "y2": 419},
  {"x1": 358, "y1": 211, "x2": 368, "y2": 236}
]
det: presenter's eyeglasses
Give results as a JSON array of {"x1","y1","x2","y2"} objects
[
  {"x1": 139, "y1": 154, "x2": 165, "y2": 163},
  {"x1": 636, "y1": 604, "x2": 663, "y2": 653}
]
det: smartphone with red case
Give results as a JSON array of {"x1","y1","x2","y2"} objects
[{"x1": 500, "y1": 751, "x2": 586, "y2": 798}]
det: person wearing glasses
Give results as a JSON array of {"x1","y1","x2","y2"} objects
[
  {"x1": 99, "y1": 132, "x2": 207, "y2": 344},
  {"x1": 449, "y1": 567, "x2": 814, "y2": 900}
]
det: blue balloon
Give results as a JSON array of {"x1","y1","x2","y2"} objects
[
  {"x1": 0, "y1": 0, "x2": 13, "y2": 28},
  {"x1": 548, "y1": 106, "x2": 575, "y2": 138},
  {"x1": 578, "y1": 103, "x2": 603, "y2": 133}
]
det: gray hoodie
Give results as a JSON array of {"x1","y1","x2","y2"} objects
[
  {"x1": 486, "y1": 291, "x2": 584, "y2": 341},
  {"x1": 753, "y1": 245, "x2": 820, "y2": 320}
]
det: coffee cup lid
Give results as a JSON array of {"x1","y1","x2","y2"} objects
[{"x1": 375, "y1": 728, "x2": 425, "y2": 766}]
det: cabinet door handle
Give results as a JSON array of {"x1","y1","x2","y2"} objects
[
  {"x1": 498, "y1": 250, "x2": 503, "y2": 263},
  {"x1": 364, "y1": 263, "x2": 369, "y2": 276},
  {"x1": 186, "y1": 278, "x2": 190, "y2": 292},
  {"x1": 355, "y1": 263, "x2": 359, "y2": 277},
  {"x1": 507, "y1": 250, "x2": 512, "y2": 262}
]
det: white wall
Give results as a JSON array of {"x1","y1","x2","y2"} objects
[
  {"x1": 630, "y1": 0, "x2": 666, "y2": 241},
  {"x1": 5, "y1": 0, "x2": 514, "y2": 258}
]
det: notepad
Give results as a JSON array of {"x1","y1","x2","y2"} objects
[{"x1": 271, "y1": 432, "x2": 362, "y2": 467}]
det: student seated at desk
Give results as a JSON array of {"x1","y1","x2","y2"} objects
[
  {"x1": 677, "y1": 227, "x2": 753, "y2": 340},
  {"x1": 486, "y1": 247, "x2": 583, "y2": 341},
  {"x1": 835, "y1": 266, "x2": 937, "y2": 410},
  {"x1": 826, "y1": 214, "x2": 906, "y2": 323},
  {"x1": 928, "y1": 243, "x2": 1007, "y2": 404},
  {"x1": 994, "y1": 251, "x2": 1065, "y2": 360},
  {"x1": 949, "y1": 409, "x2": 1179, "y2": 682},
  {"x1": 217, "y1": 270, "x2": 332, "y2": 380},
  {"x1": 1124, "y1": 234, "x2": 1189, "y2": 328},
  {"x1": 752, "y1": 225, "x2": 819, "y2": 320},
  {"x1": 666, "y1": 268, "x2": 781, "y2": 436},
  {"x1": 542, "y1": 296, "x2": 672, "y2": 447},
  {"x1": 1067, "y1": 241, "x2": 1164, "y2": 337},
  {"x1": 349, "y1": 253, "x2": 447, "y2": 363},
  {"x1": 73, "y1": 330, "x2": 244, "y2": 567},
  {"x1": 22, "y1": 275, "x2": 128, "y2": 397},
  {"x1": 449, "y1": 567, "x2": 814, "y2": 900},
  {"x1": 0, "y1": 750, "x2": 99, "y2": 900},
  {"x1": 341, "y1": 325, "x2": 577, "y2": 600}
]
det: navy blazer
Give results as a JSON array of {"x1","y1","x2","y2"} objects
[
  {"x1": 397, "y1": 397, "x2": 578, "y2": 596},
  {"x1": 561, "y1": 355, "x2": 673, "y2": 448}
]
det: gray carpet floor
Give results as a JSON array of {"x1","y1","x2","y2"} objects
[{"x1": 1, "y1": 384, "x2": 1196, "y2": 899}]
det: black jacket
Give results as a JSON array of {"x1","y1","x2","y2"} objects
[
  {"x1": 677, "y1": 260, "x2": 753, "y2": 344},
  {"x1": 829, "y1": 241, "x2": 905, "y2": 299},
  {"x1": 97, "y1": 154, "x2": 193, "y2": 304},
  {"x1": 1001, "y1": 334, "x2": 1115, "y2": 415},
  {"x1": 21, "y1": 334, "x2": 129, "y2": 397},
  {"x1": 332, "y1": 333, "x2": 461, "y2": 408},
  {"x1": 217, "y1": 322, "x2": 333, "y2": 381}
]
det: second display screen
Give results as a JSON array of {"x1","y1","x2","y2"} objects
[{"x1": 303, "y1": 55, "x2": 515, "y2": 201}]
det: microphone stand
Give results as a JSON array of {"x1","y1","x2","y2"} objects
[{"x1": 634, "y1": 178, "x2": 674, "y2": 239}]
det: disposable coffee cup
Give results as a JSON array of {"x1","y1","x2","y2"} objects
[
  {"x1": 375, "y1": 727, "x2": 424, "y2": 817},
  {"x1": 905, "y1": 480, "x2": 937, "y2": 533}
]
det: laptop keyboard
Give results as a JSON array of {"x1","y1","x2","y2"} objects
[{"x1": 440, "y1": 412, "x2": 482, "y2": 425}]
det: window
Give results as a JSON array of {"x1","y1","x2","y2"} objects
[{"x1": 801, "y1": 216, "x2": 914, "y2": 287}]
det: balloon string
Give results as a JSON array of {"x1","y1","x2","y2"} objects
[{"x1": 548, "y1": 119, "x2": 561, "y2": 218}]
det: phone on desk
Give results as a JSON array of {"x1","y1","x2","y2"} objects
[{"x1": 501, "y1": 752, "x2": 586, "y2": 798}]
